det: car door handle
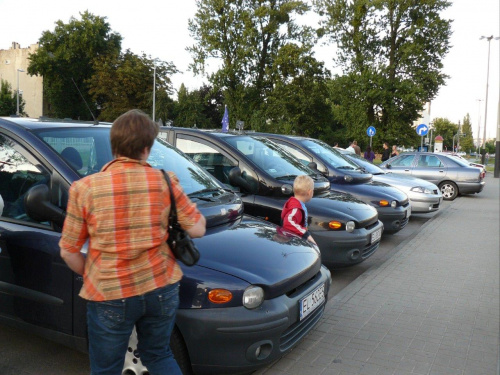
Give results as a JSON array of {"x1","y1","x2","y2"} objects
[
  {"x1": 404, "y1": 169, "x2": 410, "y2": 172},
  {"x1": 439, "y1": 170, "x2": 444, "y2": 173}
]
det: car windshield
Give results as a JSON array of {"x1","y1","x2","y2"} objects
[
  {"x1": 34, "y1": 127, "x2": 220, "y2": 195},
  {"x1": 342, "y1": 152, "x2": 383, "y2": 174},
  {"x1": 224, "y1": 135, "x2": 315, "y2": 178},
  {"x1": 445, "y1": 155, "x2": 470, "y2": 167},
  {"x1": 300, "y1": 139, "x2": 359, "y2": 170}
]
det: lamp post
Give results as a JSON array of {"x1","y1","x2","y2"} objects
[
  {"x1": 152, "y1": 65, "x2": 156, "y2": 122},
  {"x1": 476, "y1": 99, "x2": 482, "y2": 155},
  {"x1": 479, "y1": 35, "x2": 500, "y2": 164},
  {"x1": 16, "y1": 69, "x2": 25, "y2": 116}
]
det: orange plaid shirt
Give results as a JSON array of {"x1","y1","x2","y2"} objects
[{"x1": 59, "y1": 157, "x2": 201, "y2": 301}]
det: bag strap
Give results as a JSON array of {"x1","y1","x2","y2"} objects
[{"x1": 161, "y1": 170, "x2": 178, "y2": 225}]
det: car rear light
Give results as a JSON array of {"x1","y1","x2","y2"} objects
[{"x1": 208, "y1": 289, "x2": 233, "y2": 304}]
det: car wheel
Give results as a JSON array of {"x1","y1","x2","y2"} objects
[
  {"x1": 439, "y1": 181, "x2": 458, "y2": 200},
  {"x1": 123, "y1": 327, "x2": 148, "y2": 375},
  {"x1": 122, "y1": 326, "x2": 193, "y2": 375}
]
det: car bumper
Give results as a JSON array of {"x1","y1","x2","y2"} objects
[
  {"x1": 407, "y1": 193, "x2": 442, "y2": 213},
  {"x1": 176, "y1": 265, "x2": 331, "y2": 375},
  {"x1": 312, "y1": 220, "x2": 384, "y2": 266},
  {"x1": 457, "y1": 181, "x2": 486, "y2": 195},
  {"x1": 377, "y1": 204, "x2": 411, "y2": 233}
]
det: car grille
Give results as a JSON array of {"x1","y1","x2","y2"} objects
[
  {"x1": 362, "y1": 240, "x2": 380, "y2": 259},
  {"x1": 279, "y1": 302, "x2": 325, "y2": 352},
  {"x1": 399, "y1": 217, "x2": 409, "y2": 229}
]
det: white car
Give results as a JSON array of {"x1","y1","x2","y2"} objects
[{"x1": 340, "y1": 151, "x2": 443, "y2": 213}]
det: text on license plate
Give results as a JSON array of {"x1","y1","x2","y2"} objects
[
  {"x1": 300, "y1": 284, "x2": 325, "y2": 321},
  {"x1": 371, "y1": 228, "x2": 382, "y2": 243}
]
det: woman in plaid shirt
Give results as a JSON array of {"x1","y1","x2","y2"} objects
[{"x1": 60, "y1": 109, "x2": 206, "y2": 375}]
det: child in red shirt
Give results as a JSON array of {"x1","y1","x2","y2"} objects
[{"x1": 281, "y1": 175, "x2": 317, "y2": 245}]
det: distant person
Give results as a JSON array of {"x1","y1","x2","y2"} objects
[
  {"x1": 352, "y1": 140, "x2": 361, "y2": 155},
  {"x1": 391, "y1": 145, "x2": 399, "y2": 158},
  {"x1": 281, "y1": 175, "x2": 317, "y2": 246},
  {"x1": 333, "y1": 142, "x2": 339, "y2": 148},
  {"x1": 364, "y1": 146, "x2": 375, "y2": 163},
  {"x1": 381, "y1": 142, "x2": 390, "y2": 161},
  {"x1": 346, "y1": 142, "x2": 355, "y2": 153},
  {"x1": 485, "y1": 152, "x2": 489, "y2": 165}
]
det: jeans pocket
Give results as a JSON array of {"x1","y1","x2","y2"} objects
[
  {"x1": 157, "y1": 283, "x2": 180, "y2": 318},
  {"x1": 94, "y1": 299, "x2": 126, "y2": 329}
]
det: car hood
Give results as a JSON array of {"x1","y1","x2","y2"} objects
[
  {"x1": 330, "y1": 179, "x2": 408, "y2": 203},
  {"x1": 189, "y1": 215, "x2": 322, "y2": 298},
  {"x1": 372, "y1": 173, "x2": 439, "y2": 192}
]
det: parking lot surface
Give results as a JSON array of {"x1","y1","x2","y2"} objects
[{"x1": 1, "y1": 175, "x2": 498, "y2": 375}]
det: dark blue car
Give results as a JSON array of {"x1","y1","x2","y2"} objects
[{"x1": 0, "y1": 117, "x2": 331, "y2": 375}]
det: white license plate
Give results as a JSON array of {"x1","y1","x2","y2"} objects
[
  {"x1": 371, "y1": 228, "x2": 382, "y2": 243},
  {"x1": 300, "y1": 284, "x2": 325, "y2": 321},
  {"x1": 405, "y1": 205, "x2": 411, "y2": 218}
]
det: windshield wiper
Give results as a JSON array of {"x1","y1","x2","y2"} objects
[
  {"x1": 337, "y1": 166, "x2": 356, "y2": 170},
  {"x1": 274, "y1": 174, "x2": 297, "y2": 180},
  {"x1": 188, "y1": 188, "x2": 222, "y2": 200}
]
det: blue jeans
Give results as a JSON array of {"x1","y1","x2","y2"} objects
[{"x1": 86, "y1": 283, "x2": 182, "y2": 375}]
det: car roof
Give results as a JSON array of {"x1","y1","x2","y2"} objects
[{"x1": 0, "y1": 116, "x2": 111, "y2": 130}]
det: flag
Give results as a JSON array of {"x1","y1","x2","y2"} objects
[{"x1": 221, "y1": 105, "x2": 229, "y2": 133}]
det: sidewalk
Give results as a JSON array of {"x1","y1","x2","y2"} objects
[{"x1": 256, "y1": 175, "x2": 499, "y2": 375}]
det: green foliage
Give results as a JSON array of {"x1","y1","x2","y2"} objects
[
  {"x1": 87, "y1": 50, "x2": 178, "y2": 122},
  {"x1": 0, "y1": 79, "x2": 25, "y2": 116},
  {"x1": 458, "y1": 114, "x2": 474, "y2": 152},
  {"x1": 316, "y1": 0, "x2": 452, "y2": 146},
  {"x1": 28, "y1": 11, "x2": 122, "y2": 120},
  {"x1": 188, "y1": 0, "x2": 332, "y2": 134},
  {"x1": 432, "y1": 117, "x2": 457, "y2": 150}
]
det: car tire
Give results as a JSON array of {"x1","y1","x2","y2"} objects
[
  {"x1": 171, "y1": 326, "x2": 194, "y2": 375},
  {"x1": 439, "y1": 181, "x2": 458, "y2": 201}
]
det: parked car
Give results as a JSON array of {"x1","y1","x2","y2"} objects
[
  {"x1": 379, "y1": 152, "x2": 485, "y2": 200},
  {"x1": 252, "y1": 134, "x2": 411, "y2": 233},
  {"x1": 0, "y1": 117, "x2": 332, "y2": 375},
  {"x1": 338, "y1": 150, "x2": 442, "y2": 213},
  {"x1": 158, "y1": 127, "x2": 384, "y2": 267},
  {"x1": 442, "y1": 152, "x2": 486, "y2": 178}
]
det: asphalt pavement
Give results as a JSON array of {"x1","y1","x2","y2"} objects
[{"x1": 255, "y1": 174, "x2": 500, "y2": 375}]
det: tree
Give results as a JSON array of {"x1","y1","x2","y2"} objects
[
  {"x1": 188, "y1": 0, "x2": 330, "y2": 132},
  {"x1": 315, "y1": 0, "x2": 452, "y2": 143},
  {"x1": 87, "y1": 50, "x2": 178, "y2": 122},
  {"x1": 432, "y1": 117, "x2": 457, "y2": 150},
  {"x1": 28, "y1": 11, "x2": 122, "y2": 120},
  {"x1": 458, "y1": 114, "x2": 474, "y2": 153},
  {"x1": 0, "y1": 79, "x2": 26, "y2": 116}
]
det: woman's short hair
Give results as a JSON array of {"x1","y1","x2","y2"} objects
[
  {"x1": 293, "y1": 175, "x2": 314, "y2": 195},
  {"x1": 111, "y1": 109, "x2": 159, "y2": 159}
]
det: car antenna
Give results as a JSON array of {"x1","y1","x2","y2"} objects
[{"x1": 71, "y1": 77, "x2": 98, "y2": 125}]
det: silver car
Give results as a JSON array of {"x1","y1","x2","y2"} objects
[
  {"x1": 339, "y1": 151, "x2": 442, "y2": 213},
  {"x1": 379, "y1": 152, "x2": 485, "y2": 200}
]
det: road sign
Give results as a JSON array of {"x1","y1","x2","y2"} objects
[
  {"x1": 367, "y1": 126, "x2": 376, "y2": 137},
  {"x1": 416, "y1": 123, "x2": 429, "y2": 136}
]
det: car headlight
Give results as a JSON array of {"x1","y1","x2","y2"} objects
[
  {"x1": 346, "y1": 221, "x2": 355, "y2": 232},
  {"x1": 391, "y1": 200, "x2": 397, "y2": 208},
  {"x1": 243, "y1": 286, "x2": 264, "y2": 309},
  {"x1": 208, "y1": 289, "x2": 233, "y2": 304},
  {"x1": 411, "y1": 186, "x2": 432, "y2": 194},
  {"x1": 344, "y1": 175, "x2": 353, "y2": 182}
]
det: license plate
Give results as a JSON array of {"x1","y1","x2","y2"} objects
[
  {"x1": 371, "y1": 228, "x2": 382, "y2": 243},
  {"x1": 300, "y1": 284, "x2": 325, "y2": 321},
  {"x1": 405, "y1": 205, "x2": 411, "y2": 218}
]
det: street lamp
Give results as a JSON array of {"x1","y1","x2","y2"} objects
[
  {"x1": 152, "y1": 65, "x2": 156, "y2": 122},
  {"x1": 16, "y1": 68, "x2": 25, "y2": 116},
  {"x1": 476, "y1": 99, "x2": 482, "y2": 155},
  {"x1": 479, "y1": 35, "x2": 500, "y2": 163}
]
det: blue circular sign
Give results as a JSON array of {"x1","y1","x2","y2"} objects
[
  {"x1": 367, "y1": 126, "x2": 376, "y2": 137},
  {"x1": 416, "y1": 123, "x2": 429, "y2": 136}
]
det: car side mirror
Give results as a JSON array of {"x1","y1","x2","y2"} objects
[
  {"x1": 24, "y1": 184, "x2": 66, "y2": 227},
  {"x1": 385, "y1": 164, "x2": 392, "y2": 169},
  {"x1": 307, "y1": 161, "x2": 318, "y2": 171},
  {"x1": 228, "y1": 167, "x2": 254, "y2": 193}
]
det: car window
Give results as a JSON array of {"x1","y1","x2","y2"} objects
[
  {"x1": 0, "y1": 134, "x2": 51, "y2": 225},
  {"x1": 390, "y1": 154, "x2": 415, "y2": 167},
  {"x1": 301, "y1": 139, "x2": 358, "y2": 170},
  {"x1": 418, "y1": 155, "x2": 443, "y2": 168}
]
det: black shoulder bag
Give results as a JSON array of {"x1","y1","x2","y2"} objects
[{"x1": 162, "y1": 170, "x2": 200, "y2": 266}]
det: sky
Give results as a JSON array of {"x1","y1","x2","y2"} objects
[{"x1": 0, "y1": 0, "x2": 498, "y2": 140}]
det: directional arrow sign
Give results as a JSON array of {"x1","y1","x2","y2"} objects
[
  {"x1": 416, "y1": 123, "x2": 429, "y2": 136},
  {"x1": 367, "y1": 126, "x2": 376, "y2": 137}
]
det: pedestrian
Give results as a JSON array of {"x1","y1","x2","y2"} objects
[
  {"x1": 59, "y1": 109, "x2": 206, "y2": 375},
  {"x1": 364, "y1": 146, "x2": 375, "y2": 163},
  {"x1": 381, "y1": 142, "x2": 390, "y2": 161},
  {"x1": 352, "y1": 140, "x2": 361, "y2": 155},
  {"x1": 333, "y1": 142, "x2": 339, "y2": 148},
  {"x1": 485, "y1": 152, "x2": 489, "y2": 165},
  {"x1": 346, "y1": 142, "x2": 355, "y2": 153},
  {"x1": 281, "y1": 175, "x2": 317, "y2": 246},
  {"x1": 391, "y1": 145, "x2": 399, "y2": 157}
]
